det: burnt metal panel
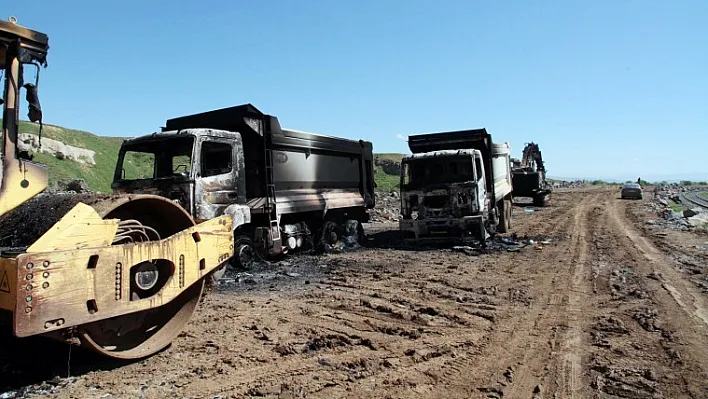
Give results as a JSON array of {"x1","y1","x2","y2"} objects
[
  {"x1": 407, "y1": 129, "x2": 490, "y2": 155},
  {"x1": 406, "y1": 129, "x2": 495, "y2": 199},
  {"x1": 193, "y1": 133, "x2": 247, "y2": 220},
  {"x1": 163, "y1": 104, "x2": 265, "y2": 135},
  {"x1": 162, "y1": 104, "x2": 375, "y2": 210},
  {"x1": 0, "y1": 20, "x2": 49, "y2": 64}
]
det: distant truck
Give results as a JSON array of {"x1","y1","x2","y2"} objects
[
  {"x1": 111, "y1": 104, "x2": 375, "y2": 271},
  {"x1": 398, "y1": 129, "x2": 513, "y2": 245},
  {"x1": 510, "y1": 142, "x2": 551, "y2": 207}
]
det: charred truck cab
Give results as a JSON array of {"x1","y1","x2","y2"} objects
[
  {"x1": 112, "y1": 104, "x2": 375, "y2": 270},
  {"x1": 399, "y1": 129, "x2": 513, "y2": 245}
]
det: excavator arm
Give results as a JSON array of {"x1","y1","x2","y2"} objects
[
  {"x1": 520, "y1": 142, "x2": 546, "y2": 177},
  {"x1": 511, "y1": 142, "x2": 551, "y2": 206}
]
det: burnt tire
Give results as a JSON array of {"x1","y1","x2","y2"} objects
[
  {"x1": 484, "y1": 206, "x2": 499, "y2": 239},
  {"x1": 356, "y1": 221, "x2": 366, "y2": 245},
  {"x1": 498, "y1": 199, "x2": 512, "y2": 233},
  {"x1": 232, "y1": 236, "x2": 256, "y2": 270},
  {"x1": 318, "y1": 220, "x2": 342, "y2": 251}
]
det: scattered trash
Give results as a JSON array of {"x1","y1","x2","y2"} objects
[
  {"x1": 524, "y1": 207, "x2": 535, "y2": 214},
  {"x1": 453, "y1": 246, "x2": 478, "y2": 256},
  {"x1": 501, "y1": 237, "x2": 518, "y2": 245}
]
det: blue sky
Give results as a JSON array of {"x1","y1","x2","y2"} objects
[{"x1": 8, "y1": 1, "x2": 708, "y2": 180}]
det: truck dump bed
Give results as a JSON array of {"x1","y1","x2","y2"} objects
[
  {"x1": 163, "y1": 104, "x2": 375, "y2": 213},
  {"x1": 408, "y1": 128, "x2": 491, "y2": 155}
]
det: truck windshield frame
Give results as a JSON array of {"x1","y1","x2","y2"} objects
[
  {"x1": 402, "y1": 155, "x2": 476, "y2": 190},
  {"x1": 116, "y1": 136, "x2": 196, "y2": 181}
]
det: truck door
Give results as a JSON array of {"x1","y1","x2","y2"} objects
[
  {"x1": 193, "y1": 137, "x2": 241, "y2": 221},
  {"x1": 474, "y1": 154, "x2": 486, "y2": 211}
]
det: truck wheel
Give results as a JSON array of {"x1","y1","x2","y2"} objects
[
  {"x1": 497, "y1": 200, "x2": 511, "y2": 233},
  {"x1": 484, "y1": 206, "x2": 499, "y2": 238},
  {"x1": 233, "y1": 236, "x2": 256, "y2": 270},
  {"x1": 498, "y1": 200, "x2": 512, "y2": 233},
  {"x1": 506, "y1": 199, "x2": 512, "y2": 230},
  {"x1": 356, "y1": 221, "x2": 366, "y2": 245},
  {"x1": 318, "y1": 220, "x2": 341, "y2": 251}
]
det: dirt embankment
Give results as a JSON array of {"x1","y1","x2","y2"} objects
[{"x1": 2, "y1": 187, "x2": 708, "y2": 398}]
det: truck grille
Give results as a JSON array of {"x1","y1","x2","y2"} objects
[{"x1": 424, "y1": 195, "x2": 448, "y2": 208}]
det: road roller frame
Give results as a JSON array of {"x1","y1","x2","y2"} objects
[
  {"x1": 0, "y1": 202, "x2": 233, "y2": 338},
  {"x1": 1, "y1": 18, "x2": 234, "y2": 357}
]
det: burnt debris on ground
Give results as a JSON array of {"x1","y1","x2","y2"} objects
[
  {"x1": 212, "y1": 226, "x2": 559, "y2": 296},
  {"x1": 364, "y1": 223, "x2": 560, "y2": 255},
  {"x1": 215, "y1": 254, "x2": 330, "y2": 294}
]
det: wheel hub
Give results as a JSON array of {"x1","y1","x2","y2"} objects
[
  {"x1": 134, "y1": 262, "x2": 159, "y2": 291},
  {"x1": 238, "y1": 244, "x2": 255, "y2": 268}
]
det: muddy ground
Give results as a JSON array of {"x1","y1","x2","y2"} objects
[{"x1": 2, "y1": 186, "x2": 708, "y2": 398}]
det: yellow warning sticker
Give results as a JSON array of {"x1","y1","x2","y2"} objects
[{"x1": 0, "y1": 270, "x2": 9, "y2": 293}]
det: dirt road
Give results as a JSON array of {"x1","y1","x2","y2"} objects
[{"x1": 2, "y1": 187, "x2": 708, "y2": 398}]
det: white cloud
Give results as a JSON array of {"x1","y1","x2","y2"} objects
[{"x1": 396, "y1": 134, "x2": 407, "y2": 141}]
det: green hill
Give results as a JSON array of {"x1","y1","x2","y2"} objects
[
  {"x1": 3, "y1": 120, "x2": 406, "y2": 194},
  {"x1": 374, "y1": 153, "x2": 405, "y2": 163},
  {"x1": 7, "y1": 120, "x2": 126, "y2": 192},
  {"x1": 373, "y1": 153, "x2": 405, "y2": 192}
]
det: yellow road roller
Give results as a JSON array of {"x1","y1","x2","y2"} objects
[{"x1": 0, "y1": 17, "x2": 234, "y2": 359}]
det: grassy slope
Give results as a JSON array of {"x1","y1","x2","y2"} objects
[
  {"x1": 375, "y1": 153, "x2": 405, "y2": 163},
  {"x1": 374, "y1": 167, "x2": 400, "y2": 192},
  {"x1": 6, "y1": 120, "x2": 407, "y2": 193},
  {"x1": 373, "y1": 153, "x2": 405, "y2": 192},
  {"x1": 16, "y1": 121, "x2": 127, "y2": 192},
  {"x1": 667, "y1": 201, "x2": 683, "y2": 213},
  {"x1": 5, "y1": 120, "x2": 157, "y2": 192}
]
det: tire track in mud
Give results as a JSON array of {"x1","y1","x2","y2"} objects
[
  {"x1": 22, "y1": 188, "x2": 708, "y2": 399},
  {"x1": 499, "y1": 192, "x2": 600, "y2": 399},
  {"x1": 555, "y1": 193, "x2": 599, "y2": 398},
  {"x1": 187, "y1": 192, "x2": 592, "y2": 398},
  {"x1": 417, "y1": 192, "x2": 599, "y2": 398},
  {"x1": 613, "y1": 202, "x2": 708, "y2": 329},
  {"x1": 171, "y1": 250, "x2": 508, "y2": 398},
  {"x1": 593, "y1": 197, "x2": 708, "y2": 398}
]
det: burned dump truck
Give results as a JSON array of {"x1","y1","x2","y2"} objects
[
  {"x1": 511, "y1": 142, "x2": 551, "y2": 207},
  {"x1": 398, "y1": 129, "x2": 513, "y2": 245},
  {"x1": 111, "y1": 104, "x2": 375, "y2": 271}
]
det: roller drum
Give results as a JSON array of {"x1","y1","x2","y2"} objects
[{"x1": 0, "y1": 193, "x2": 206, "y2": 359}]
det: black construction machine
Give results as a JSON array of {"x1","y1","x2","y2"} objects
[{"x1": 511, "y1": 142, "x2": 551, "y2": 207}]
